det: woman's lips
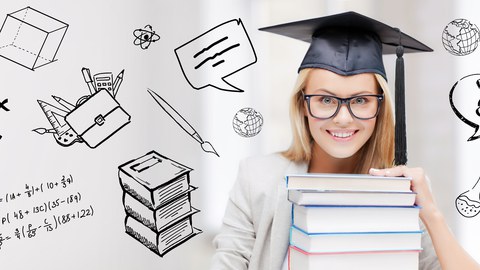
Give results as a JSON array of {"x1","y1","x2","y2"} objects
[{"x1": 327, "y1": 130, "x2": 358, "y2": 141}]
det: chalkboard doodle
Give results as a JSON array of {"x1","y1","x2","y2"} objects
[
  {"x1": 0, "y1": 175, "x2": 95, "y2": 252},
  {"x1": 147, "y1": 88, "x2": 219, "y2": 157},
  {"x1": 175, "y1": 18, "x2": 257, "y2": 92},
  {"x1": 455, "y1": 176, "x2": 480, "y2": 218},
  {"x1": 449, "y1": 73, "x2": 480, "y2": 141},
  {"x1": 0, "y1": 6, "x2": 68, "y2": 70},
  {"x1": 0, "y1": 175, "x2": 74, "y2": 206},
  {"x1": 118, "y1": 151, "x2": 202, "y2": 257},
  {"x1": 232, "y1": 107, "x2": 264, "y2": 138},
  {"x1": 0, "y1": 205, "x2": 94, "y2": 250},
  {"x1": 0, "y1": 98, "x2": 8, "y2": 141},
  {"x1": 133, "y1": 25, "x2": 160, "y2": 50},
  {"x1": 0, "y1": 98, "x2": 9, "y2": 112},
  {"x1": 33, "y1": 68, "x2": 130, "y2": 148},
  {"x1": 442, "y1": 18, "x2": 479, "y2": 56}
]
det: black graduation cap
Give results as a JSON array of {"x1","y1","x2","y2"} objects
[{"x1": 259, "y1": 11, "x2": 433, "y2": 166}]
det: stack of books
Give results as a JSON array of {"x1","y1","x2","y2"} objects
[
  {"x1": 286, "y1": 173, "x2": 422, "y2": 270},
  {"x1": 118, "y1": 150, "x2": 201, "y2": 257}
]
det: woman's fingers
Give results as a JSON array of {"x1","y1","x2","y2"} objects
[
  {"x1": 369, "y1": 166, "x2": 407, "y2": 177},
  {"x1": 370, "y1": 166, "x2": 436, "y2": 216}
]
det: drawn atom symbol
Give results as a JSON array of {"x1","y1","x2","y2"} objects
[{"x1": 133, "y1": 25, "x2": 160, "y2": 49}]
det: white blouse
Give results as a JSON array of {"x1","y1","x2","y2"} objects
[{"x1": 281, "y1": 253, "x2": 288, "y2": 270}]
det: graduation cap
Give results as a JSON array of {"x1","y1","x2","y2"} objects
[{"x1": 259, "y1": 11, "x2": 433, "y2": 166}]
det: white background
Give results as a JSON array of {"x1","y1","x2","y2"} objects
[{"x1": 0, "y1": 0, "x2": 478, "y2": 269}]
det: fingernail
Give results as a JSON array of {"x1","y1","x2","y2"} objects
[{"x1": 370, "y1": 168, "x2": 379, "y2": 173}]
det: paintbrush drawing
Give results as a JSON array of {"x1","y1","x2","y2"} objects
[{"x1": 147, "y1": 88, "x2": 219, "y2": 157}]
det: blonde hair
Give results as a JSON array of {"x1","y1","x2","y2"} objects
[{"x1": 281, "y1": 68, "x2": 395, "y2": 173}]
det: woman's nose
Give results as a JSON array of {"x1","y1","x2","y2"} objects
[{"x1": 333, "y1": 104, "x2": 354, "y2": 124}]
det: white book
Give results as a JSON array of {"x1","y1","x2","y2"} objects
[
  {"x1": 290, "y1": 226, "x2": 423, "y2": 253},
  {"x1": 289, "y1": 245, "x2": 420, "y2": 270},
  {"x1": 288, "y1": 189, "x2": 416, "y2": 206},
  {"x1": 292, "y1": 204, "x2": 420, "y2": 233},
  {"x1": 286, "y1": 173, "x2": 411, "y2": 192}
]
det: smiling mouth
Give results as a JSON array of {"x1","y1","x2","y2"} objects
[{"x1": 328, "y1": 130, "x2": 357, "y2": 139}]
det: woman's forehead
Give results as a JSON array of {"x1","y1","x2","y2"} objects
[{"x1": 304, "y1": 69, "x2": 379, "y2": 95}]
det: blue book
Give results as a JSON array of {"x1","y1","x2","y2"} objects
[{"x1": 290, "y1": 225, "x2": 423, "y2": 253}]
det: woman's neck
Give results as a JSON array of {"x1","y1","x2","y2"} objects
[{"x1": 308, "y1": 144, "x2": 360, "y2": 174}]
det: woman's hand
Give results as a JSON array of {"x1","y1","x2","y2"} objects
[
  {"x1": 369, "y1": 166, "x2": 439, "y2": 221},
  {"x1": 370, "y1": 166, "x2": 480, "y2": 269}
]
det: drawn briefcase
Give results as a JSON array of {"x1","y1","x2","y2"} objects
[{"x1": 65, "y1": 90, "x2": 130, "y2": 148}]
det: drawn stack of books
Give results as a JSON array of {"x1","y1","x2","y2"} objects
[
  {"x1": 118, "y1": 150, "x2": 201, "y2": 257},
  {"x1": 286, "y1": 173, "x2": 422, "y2": 270}
]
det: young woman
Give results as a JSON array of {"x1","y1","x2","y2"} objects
[{"x1": 211, "y1": 11, "x2": 480, "y2": 270}]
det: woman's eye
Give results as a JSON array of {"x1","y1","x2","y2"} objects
[
  {"x1": 321, "y1": 97, "x2": 333, "y2": 104},
  {"x1": 353, "y1": 97, "x2": 367, "y2": 104}
]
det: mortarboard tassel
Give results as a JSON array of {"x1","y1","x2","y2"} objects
[{"x1": 394, "y1": 30, "x2": 407, "y2": 166}]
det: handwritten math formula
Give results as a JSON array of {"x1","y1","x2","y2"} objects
[
  {"x1": 0, "y1": 174, "x2": 95, "y2": 252},
  {"x1": 1, "y1": 192, "x2": 83, "y2": 225},
  {"x1": 0, "y1": 175, "x2": 74, "y2": 204},
  {"x1": 0, "y1": 205, "x2": 94, "y2": 249}
]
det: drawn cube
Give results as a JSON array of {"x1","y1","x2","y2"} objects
[{"x1": 0, "y1": 6, "x2": 68, "y2": 70}]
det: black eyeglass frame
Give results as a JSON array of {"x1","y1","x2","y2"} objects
[{"x1": 302, "y1": 92, "x2": 385, "y2": 120}]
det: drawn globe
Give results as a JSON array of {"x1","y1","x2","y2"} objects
[
  {"x1": 232, "y1": 108, "x2": 263, "y2": 137},
  {"x1": 442, "y1": 19, "x2": 480, "y2": 56}
]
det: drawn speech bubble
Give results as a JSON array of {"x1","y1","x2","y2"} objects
[
  {"x1": 175, "y1": 19, "x2": 257, "y2": 92},
  {"x1": 450, "y1": 73, "x2": 480, "y2": 141}
]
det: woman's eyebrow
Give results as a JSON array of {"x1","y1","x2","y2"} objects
[{"x1": 306, "y1": 88, "x2": 378, "y2": 96}]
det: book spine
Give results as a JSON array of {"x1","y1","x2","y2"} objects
[
  {"x1": 125, "y1": 214, "x2": 196, "y2": 256},
  {"x1": 119, "y1": 169, "x2": 155, "y2": 209},
  {"x1": 125, "y1": 215, "x2": 159, "y2": 254}
]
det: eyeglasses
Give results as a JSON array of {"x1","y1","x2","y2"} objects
[{"x1": 303, "y1": 92, "x2": 384, "y2": 120}]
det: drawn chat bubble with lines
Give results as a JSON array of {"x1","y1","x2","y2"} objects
[
  {"x1": 450, "y1": 73, "x2": 480, "y2": 141},
  {"x1": 175, "y1": 19, "x2": 257, "y2": 92}
]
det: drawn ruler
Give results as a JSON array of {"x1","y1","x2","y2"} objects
[{"x1": 37, "y1": 100, "x2": 71, "y2": 135}]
